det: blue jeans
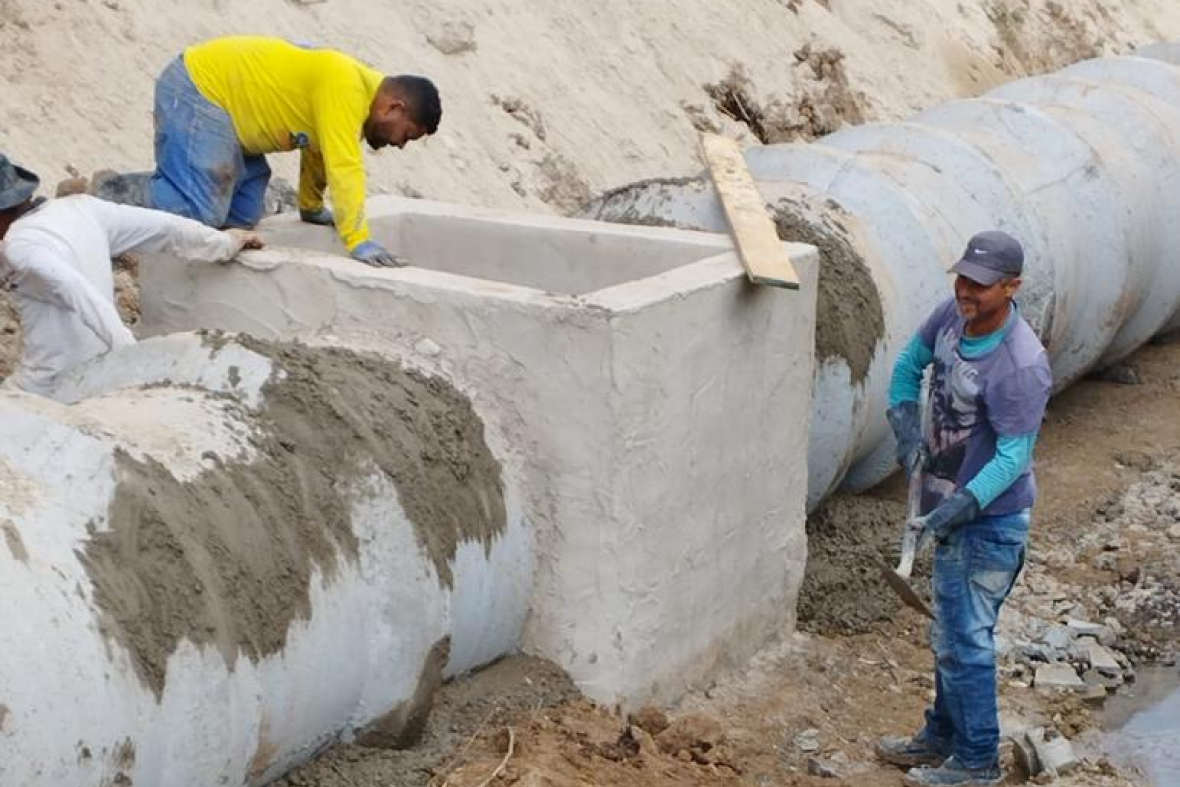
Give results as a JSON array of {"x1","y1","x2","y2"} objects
[
  {"x1": 98, "y1": 57, "x2": 269, "y2": 228},
  {"x1": 918, "y1": 510, "x2": 1029, "y2": 770}
]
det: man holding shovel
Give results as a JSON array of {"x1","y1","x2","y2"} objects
[{"x1": 877, "y1": 231, "x2": 1052, "y2": 787}]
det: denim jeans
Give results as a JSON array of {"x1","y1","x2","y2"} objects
[
  {"x1": 98, "y1": 57, "x2": 270, "y2": 228},
  {"x1": 918, "y1": 509, "x2": 1029, "y2": 770}
]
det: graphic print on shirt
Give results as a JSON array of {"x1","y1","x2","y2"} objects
[{"x1": 925, "y1": 323, "x2": 980, "y2": 503}]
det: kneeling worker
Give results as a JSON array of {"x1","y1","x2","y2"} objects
[
  {"x1": 1, "y1": 153, "x2": 262, "y2": 395},
  {"x1": 91, "y1": 36, "x2": 442, "y2": 268}
]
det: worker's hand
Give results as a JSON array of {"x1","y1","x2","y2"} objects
[
  {"x1": 351, "y1": 240, "x2": 408, "y2": 268},
  {"x1": 226, "y1": 229, "x2": 265, "y2": 252},
  {"x1": 913, "y1": 489, "x2": 980, "y2": 551},
  {"x1": 299, "y1": 207, "x2": 335, "y2": 227},
  {"x1": 886, "y1": 401, "x2": 923, "y2": 477}
]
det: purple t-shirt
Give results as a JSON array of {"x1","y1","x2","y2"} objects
[{"x1": 918, "y1": 298, "x2": 1052, "y2": 516}]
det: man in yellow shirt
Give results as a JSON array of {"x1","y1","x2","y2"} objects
[{"x1": 93, "y1": 36, "x2": 441, "y2": 267}]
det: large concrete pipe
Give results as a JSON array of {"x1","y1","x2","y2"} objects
[
  {"x1": 0, "y1": 332, "x2": 531, "y2": 787},
  {"x1": 583, "y1": 48, "x2": 1180, "y2": 507}
]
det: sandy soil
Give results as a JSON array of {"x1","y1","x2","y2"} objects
[{"x1": 2, "y1": 0, "x2": 1179, "y2": 215}]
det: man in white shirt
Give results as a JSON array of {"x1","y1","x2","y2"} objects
[{"x1": 0, "y1": 154, "x2": 262, "y2": 395}]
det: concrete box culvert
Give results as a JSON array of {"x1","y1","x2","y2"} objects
[
  {"x1": 0, "y1": 331, "x2": 533, "y2": 787},
  {"x1": 22, "y1": 203, "x2": 814, "y2": 783},
  {"x1": 584, "y1": 47, "x2": 1180, "y2": 507}
]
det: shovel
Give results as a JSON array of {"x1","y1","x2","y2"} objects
[{"x1": 877, "y1": 453, "x2": 933, "y2": 618}]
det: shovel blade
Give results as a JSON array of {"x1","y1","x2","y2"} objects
[{"x1": 876, "y1": 556, "x2": 933, "y2": 618}]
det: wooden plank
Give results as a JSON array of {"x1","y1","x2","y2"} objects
[{"x1": 700, "y1": 133, "x2": 800, "y2": 290}]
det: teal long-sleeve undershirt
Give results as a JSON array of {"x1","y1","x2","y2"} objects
[
  {"x1": 887, "y1": 328, "x2": 1037, "y2": 508},
  {"x1": 966, "y1": 433, "x2": 1036, "y2": 508}
]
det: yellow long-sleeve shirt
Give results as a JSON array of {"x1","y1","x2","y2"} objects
[{"x1": 184, "y1": 36, "x2": 382, "y2": 250}]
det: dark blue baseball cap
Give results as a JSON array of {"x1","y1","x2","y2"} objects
[{"x1": 950, "y1": 230, "x2": 1024, "y2": 286}]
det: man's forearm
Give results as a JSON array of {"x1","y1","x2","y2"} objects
[
  {"x1": 965, "y1": 434, "x2": 1037, "y2": 509},
  {"x1": 888, "y1": 334, "x2": 933, "y2": 408}
]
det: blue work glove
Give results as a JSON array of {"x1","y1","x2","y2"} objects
[
  {"x1": 912, "y1": 489, "x2": 981, "y2": 551},
  {"x1": 299, "y1": 207, "x2": 335, "y2": 226},
  {"x1": 350, "y1": 240, "x2": 407, "y2": 268},
  {"x1": 887, "y1": 401, "x2": 923, "y2": 477}
]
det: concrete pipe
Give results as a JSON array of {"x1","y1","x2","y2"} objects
[
  {"x1": 0, "y1": 332, "x2": 531, "y2": 787},
  {"x1": 583, "y1": 48, "x2": 1180, "y2": 507}
]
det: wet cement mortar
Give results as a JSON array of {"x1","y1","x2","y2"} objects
[
  {"x1": 583, "y1": 175, "x2": 707, "y2": 229},
  {"x1": 80, "y1": 338, "x2": 507, "y2": 698},
  {"x1": 768, "y1": 196, "x2": 884, "y2": 385},
  {"x1": 584, "y1": 178, "x2": 885, "y2": 386},
  {"x1": 796, "y1": 489, "x2": 919, "y2": 634},
  {"x1": 275, "y1": 656, "x2": 582, "y2": 787}
]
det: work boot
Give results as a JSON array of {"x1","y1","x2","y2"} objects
[
  {"x1": 903, "y1": 756, "x2": 1002, "y2": 787},
  {"x1": 89, "y1": 170, "x2": 151, "y2": 207},
  {"x1": 876, "y1": 735, "x2": 948, "y2": 768},
  {"x1": 55, "y1": 176, "x2": 90, "y2": 197}
]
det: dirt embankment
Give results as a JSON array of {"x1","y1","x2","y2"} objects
[{"x1": 1, "y1": 0, "x2": 1176, "y2": 216}]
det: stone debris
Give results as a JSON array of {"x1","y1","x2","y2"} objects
[
  {"x1": 1039, "y1": 624, "x2": 1074, "y2": 652},
  {"x1": 1009, "y1": 727, "x2": 1080, "y2": 780},
  {"x1": 1030, "y1": 728, "x2": 1080, "y2": 778},
  {"x1": 1085, "y1": 642, "x2": 1122, "y2": 675},
  {"x1": 1080, "y1": 683, "x2": 1108, "y2": 705},
  {"x1": 793, "y1": 728, "x2": 821, "y2": 753},
  {"x1": 991, "y1": 458, "x2": 1180, "y2": 719},
  {"x1": 1011, "y1": 731, "x2": 1039, "y2": 777},
  {"x1": 1033, "y1": 663, "x2": 1086, "y2": 690},
  {"x1": 1066, "y1": 619, "x2": 1115, "y2": 646},
  {"x1": 1081, "y1": 668, "x2": 1121, "y2": 691},
  {"x1": 807, "y1": 756, "x2": 841, "y2": 777}
]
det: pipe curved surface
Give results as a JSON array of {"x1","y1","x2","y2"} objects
[
  {"x1": 0, "y1": 332, "x2": 531, "y2": 787},
  {"x1": 584, "y1": 49, "x2": 1180, "y2": 506}
]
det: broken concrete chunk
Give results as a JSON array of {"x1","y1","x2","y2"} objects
[
  {"x1": 1039, "y1": 624, "x2": 1074, "y2": 651},
  {"x1": 1010, "y1": 732, "x2": 1040, "y2": 777},
  {"x1": 1017, "y1": 728, "x2": 1079, "y2": 779},
  {"x1": 1085, "y1": 642, "x2": 1122, "y2": 676},
  {"x1": 807, "y1": 756, "x2": 841, "y2": 777},
  {"x1": 1034, "y1": 663, "x2": 1085, "y2": 690},
  {"x1": 1030, "y1": 729, "x2": 1079, "y2": 777},
  {"x1": 1082, "y1": 668, "x2": 1123, "y2": 690},
  {"x1": 1081, "y1": 683, "x2": 1108, "y2": 704},
  {"x1": 1065, "y1": 618, "x2": 1115, "y2": 645},
  {"x1": 1016, "y1": 641, "x2": 1055, "y2": 665},
  {"x1": 794, "y1": 728, "x2": 821, "y2": 752},
  {"x1": 1066, "y1": 642, "x2": 1093, "y2": 666}
]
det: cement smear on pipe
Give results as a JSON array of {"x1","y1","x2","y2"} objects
[{"x1": 80, "y1": 335, "x2": 506, "y2": 697}]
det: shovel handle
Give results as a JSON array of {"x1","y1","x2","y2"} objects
[{"x1": 896, "y1": 449, "x2": 926, "y2": 579}]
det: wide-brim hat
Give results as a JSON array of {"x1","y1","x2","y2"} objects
[{"x1": 0, "y1": 154, "x2": 40, "y2": 211}]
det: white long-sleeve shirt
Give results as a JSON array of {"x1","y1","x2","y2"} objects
[{"x1": 0, "y1": 195, "x2": 244, "y2": 394}]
